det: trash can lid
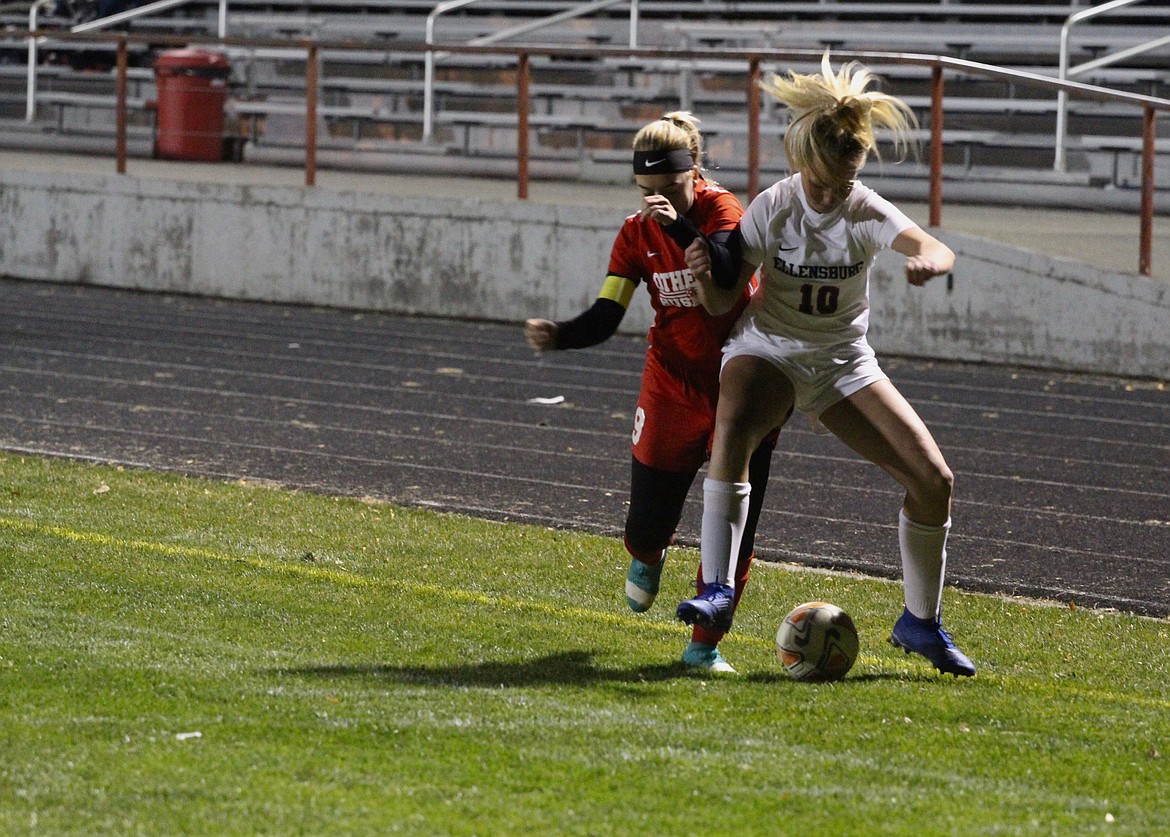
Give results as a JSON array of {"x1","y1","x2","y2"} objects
[{"x1": 154, "y1": 48, "x2": 230, "y2": 70}]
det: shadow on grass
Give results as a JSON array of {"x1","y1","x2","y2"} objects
[
  {"x1": 274, "y1": 651, "x2": 922, "y2": 687},
  {"x1": 274, "y1": 650, "x2": 700, "y2": 688},
  {"x1": 744, "y1": 670, "x2": 924, "y2": 685}
]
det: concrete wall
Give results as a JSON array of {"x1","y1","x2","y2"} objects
[
  {"x1": 869, "y1": 237, "x2": 1170, "y2": 379},
  {"x1": 1, "y1": 167, "x2": 1166, "y2": 380}
]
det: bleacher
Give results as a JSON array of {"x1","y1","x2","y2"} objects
[{"x1": 1, "y1": 0, "x2": 1168, "y2": 205}]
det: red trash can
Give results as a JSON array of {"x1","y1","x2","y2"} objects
[{"x1": 153, "y1": 49, "x2": 230, "y2": 161}]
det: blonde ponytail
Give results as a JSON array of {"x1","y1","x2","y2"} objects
[{"x1": 761, "y1": 52, "x2": 917, "y2": 186}]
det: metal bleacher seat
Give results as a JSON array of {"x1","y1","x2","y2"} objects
[{"x1": 0, "y1": 0, "x2": 1165, "y2": 203}]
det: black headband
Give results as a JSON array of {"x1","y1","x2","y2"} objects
[{"x1": 632, "y1": 148, "x2": 695, "y2": 175}]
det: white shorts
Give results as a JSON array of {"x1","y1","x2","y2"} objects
[{"x1": 721, "y1": 317, "x2": 888, "y2": 427}]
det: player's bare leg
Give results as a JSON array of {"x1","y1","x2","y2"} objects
[{"x1": 820, "y1": 381, "x2": 975, "y2": 676}]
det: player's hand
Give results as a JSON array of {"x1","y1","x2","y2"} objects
[
  {"x1": 683, "y1": 237, "x2": 716, "y2": 309},
  {"x1": 905, "y1": 255, "x2": 947, "y2": 287},
  {"x1": 685, "y1": 238, "x2": 712, "y2": 284},
  {"x1": 639, "y1": 194, "x2": 678, "y2": 227},
  {"x1": 524, "y1": 318, "x2": 558, "y2": 352}
]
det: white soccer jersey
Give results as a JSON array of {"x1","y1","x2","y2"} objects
[{"x1": 739, "y1": 173, "x2": 916, "y2": 347}]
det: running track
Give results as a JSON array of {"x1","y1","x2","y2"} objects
[{"x1": 2, "y1": 277, "x2": 1168, "y2": 617}]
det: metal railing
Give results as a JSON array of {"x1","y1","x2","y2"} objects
[
  {"x1": 15, "y1": 31, "x2": 1170, "y2": 276},
  {"x1": 423, "y1": 0, "x2": 639, "y2": 141},
  {"x1": 1054, "y1": 0, "x2": 1170, "y2": 172},
  {"x1": 26, "y1": 0, "x2": 227, "y2": 121}
]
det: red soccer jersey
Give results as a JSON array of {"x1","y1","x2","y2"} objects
[{"x1": 606, "y1": 178, "x2": 752, "y2": 398}]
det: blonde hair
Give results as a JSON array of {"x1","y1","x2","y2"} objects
[
  {"x1": 632, "y1": 111, "x2": 702, "y2": 166},
  {"x1": 761, "y1": 53, "x2": 917, "y2": 188}
]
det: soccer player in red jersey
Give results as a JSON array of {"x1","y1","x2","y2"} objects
[{"x1": 524, "y1": 112, "x2": 780, "y2": 673}]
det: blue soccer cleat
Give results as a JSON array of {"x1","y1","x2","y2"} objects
[
  {"x1": 676, "y1": 583, "x2": 735, "y2": 632},
  {"x1": 681, "y1": 641, "x2": 736, "y2": 674},
  {"x1": 625, "y1": 550, "x2": 666, "y2": 612},
  {"x1": 888, "y1": 608, "x2": 976, "y2": 677}
]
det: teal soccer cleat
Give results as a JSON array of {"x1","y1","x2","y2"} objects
[
  {"x1": 681, "y1": 641, "x2": 736, "y2": 674},
  {"x1": 625, "y1": 551, "x2": 666, "y2": 612}
]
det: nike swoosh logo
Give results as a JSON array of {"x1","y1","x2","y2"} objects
[
  {"x1": 647, "y1": 251, "x2": 658, "y2": 257},
  {"x1": 779, "y1": 246, "x2": 798, "y2": 252},
  {"x1": 644, "y1": 158, "x2": 666, "y2": 167}
]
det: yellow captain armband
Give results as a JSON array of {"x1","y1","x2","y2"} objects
[{"x1": 599, "y1": 275, "x2": 637, "y2": 310}]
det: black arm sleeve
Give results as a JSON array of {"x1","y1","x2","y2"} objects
[
  {"x1": 662, "y1": 215, "x2": 703, "y2": 251},
  {"x1": 705, "y1": 228, "x2": 744, "y2": 290},
  {"x1": 554, "y1": 297, "x2": 627, "y2": 350},
  {"x1": 662, "y1": 218, "x2": 744, "y2": 290}
]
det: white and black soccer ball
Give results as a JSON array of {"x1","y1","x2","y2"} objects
[{"x1": 775, "y1": 601, "x2": 860, "y2": 682}]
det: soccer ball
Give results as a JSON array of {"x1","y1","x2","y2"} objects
[{"x1": 775, "y1": 601, "x2": 860, "y2": 682}]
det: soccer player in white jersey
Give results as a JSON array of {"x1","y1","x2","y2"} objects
[{"x1": 678, "y1": 54, "x2": 976, "y2": 676}]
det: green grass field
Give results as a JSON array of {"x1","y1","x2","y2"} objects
[{"x1": 1, "y1": 452, "x2": 1167, "y2": 835}]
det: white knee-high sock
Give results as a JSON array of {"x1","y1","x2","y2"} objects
[
  {"x1": 700, "y1": 478, "x2": 751, "y2": 589},
  {"x1": 899, "y1": 510, "x2": 950, "y2": 621}
]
